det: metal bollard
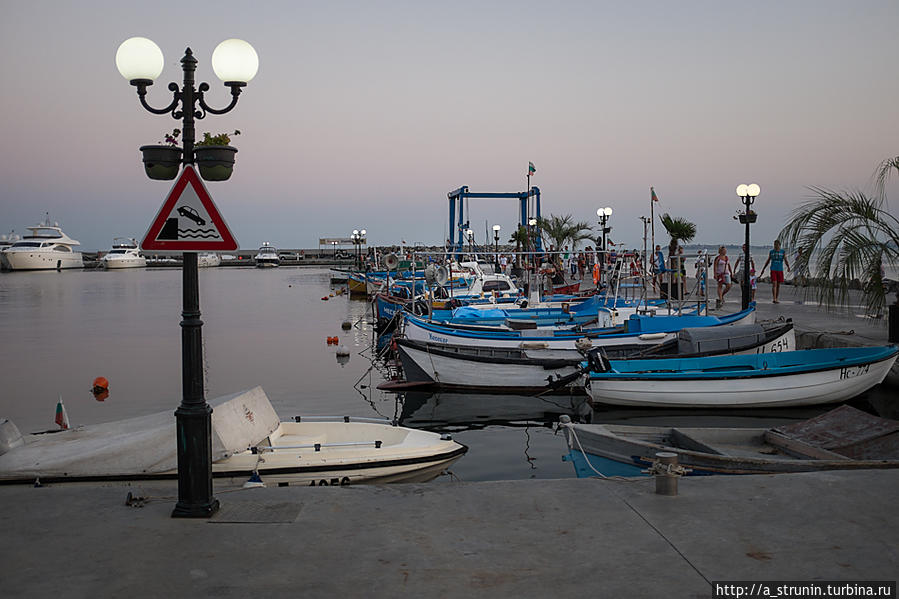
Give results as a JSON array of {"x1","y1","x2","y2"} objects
[{"x1": 654, "y1": 452, "x2": 679, "y2": 496}]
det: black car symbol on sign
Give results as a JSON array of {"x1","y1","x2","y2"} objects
[{"x1": 177, "y1": 206, "x2": 206, "y2": 226}]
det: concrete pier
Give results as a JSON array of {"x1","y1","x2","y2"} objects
[{"x1": 1, "y1": 470, "x2": 896, "y2": 597}]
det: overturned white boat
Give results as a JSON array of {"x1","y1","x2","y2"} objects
[{"x1": 0, "y1": 387, "x2": 467, "y2": 485}]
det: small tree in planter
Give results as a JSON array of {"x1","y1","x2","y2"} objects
[
  {"x1": 139, "y1": 128, "x2": 182, "y2": 180},
  {"x1": 194, "y1": 129, "x2": 240, "y2": 181}
]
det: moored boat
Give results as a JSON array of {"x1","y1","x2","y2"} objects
[
  {"x1": 401, "y1": 306, "x2": 756, "y2": 351},
  {"x1": 0, "y1": 387, "x2": 467, "y2": 485},
  {"x1": 390, "y1": 321, "x2": 796, "y2": 393},
  {"x1": 255, "y1": 242, "x2": 280, "y2": 268},
  {"x1": 559, "y1": 405, "x2": 899, "y2": 476},
  {"x1": 1, "y1": 215, "x2": 83, "y2": 271},
  {"x1": 586, "y1": 345, "x2": 899, "y2": 408},
  {"x1": 100, "y1": 237, "x2": 147, "y2": 269}
]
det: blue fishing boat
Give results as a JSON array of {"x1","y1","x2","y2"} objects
[
  {"x1": 585, "y1": 345, "x2": 899, "y2": 408},
  {"x1": 401, "y1": 306, "x2": 757, "y2": 350}
]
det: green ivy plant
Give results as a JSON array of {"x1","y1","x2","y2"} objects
[{"x1": 195, "y1": 129, "x2": 241, "y2": 147}]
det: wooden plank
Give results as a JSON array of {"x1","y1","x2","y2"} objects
[{"x1": 763, "y1": 430, "x2": 852, "y2": 461}]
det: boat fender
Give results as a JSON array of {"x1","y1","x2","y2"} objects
[
  {"x1": 638, "y1": 333, "x2": 668, "y2": 340},
  {"x1": 321, "y1": 296, "x2": 329, "y2": 301},
  {"x1": 92, "y1": 376, "x2": 110, "y2": 401},
  {"x1": 341, "y1": 321, "x2": 352, "y2": 330}
]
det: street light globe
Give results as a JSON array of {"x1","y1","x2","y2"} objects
[
  {"x1": 115, "y1": 37, "x2": 164, "y2": 82},
  {"x1": 212, "y1": 39, "x2": 259, "y2": 83},
  {"x1": 360, "y1": 229, "x2": 366, "y2": 236},
  {"x1": 605, "y1": 207, "x2": 613, "y2": 216},
  {"x1": 528, "y1": 218, "x2": 537, "y2": 226},
  {"x1": 492, "y1": 224, "x2": 501, "y2": 232},
  {"x1": 736, "y1": 184, "x2": 749, "y2": 197},
  {"x1": 596, "y1": 208, "x2": 603, "y2": 217},
  {"x1": 352, "y1": 229, "x2": 359, "y2": 236},
  {"x1": 747, "y1": 183, "x2": 761, "y2": 197}
]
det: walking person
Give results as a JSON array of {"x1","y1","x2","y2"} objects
[
  {"x1": 713, "y1": 246, "x2": 733, "y2": 309},
  {"x1": 652, "y1": 244, "x2": 666, "y2": 292},
  {"x1": 760, "y1": 240, "x2": 791, "y2": 304},
  {"x1": 733, "y1": 244, "x2": 757, "y2": 302}
]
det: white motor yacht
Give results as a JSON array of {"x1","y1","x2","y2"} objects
[
  {"x1": 100, "y1": 238, "x2": 147, "y2": 269},
  {"x1": 0, "y1": 231, "x2": 21, "y2": 270},
  {"x1": 1, "y1": 216, "x2": 83, "y2": 271},
  {"x1": 198, "y1": 253, "x2": 222, "y2": 267},
  {"x1": 255, "y1": 242, "x2": 280, "y2": 268}
]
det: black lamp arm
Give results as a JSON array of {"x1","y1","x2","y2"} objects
[
  {"x1": 133, "y1": 80, "x2": 182, "y2": 117},
  {"x1": 196, "y1": 82, "x2": 244, "y2": 117}
]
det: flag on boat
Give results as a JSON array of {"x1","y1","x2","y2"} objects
[
  {"x1": 528, "y1": 161, "x2": 536, "y2": 175},
  {"x1": 651, "y1": 186, "x2": 659, "y2": 202},
  {"x1": 55, "y1": 397, "x2": 69, "y2": 430}
]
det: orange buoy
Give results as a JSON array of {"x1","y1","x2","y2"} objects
[{"x1": 92, "y1": 376, "x2": 109, "y2": 402}]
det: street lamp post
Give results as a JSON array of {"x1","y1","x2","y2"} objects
[
  {"x1": 465, "y1": 229, "x2": 474, "y2": 256},
  {"x1": 351, "y1": 229, "x2": 366, "y2": 270},
  {"x1": 492, "y1": 224, "x2": 501, "y2": 271},
  {"x1": 597, "y1": 207, "x2": 613, "y2": 282},
  {"x1": 735, "y1": 184, "x2": 760, "y2": 311},
  {"x1": 116, "y1": 37, "x2": 258, "y2": 518}
]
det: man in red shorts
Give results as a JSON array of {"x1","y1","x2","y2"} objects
[{"x1": 760, "y1": 239, "x2": 791, "y2": 304}]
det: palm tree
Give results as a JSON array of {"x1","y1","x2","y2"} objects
[
  {"x1": 659, "y1": 213, "x2": 697, "y2": 256},
  {"x1": 508, "y1": 226, "x2": 530, "y2": 267},
  {"x1": 778, "y1": 158, "x2": 899, "y2": 317},
  {"x1": 537, "y1": 214, "x2": 593, "y2": 251}
]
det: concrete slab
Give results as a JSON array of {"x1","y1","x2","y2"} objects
[{"x1": 1, "y1": 470, "x2": 896, "y2": 598}]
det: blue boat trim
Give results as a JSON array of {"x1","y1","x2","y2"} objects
[{"x1": 587, "y1": 345, "x2": 899, "y2": 381}]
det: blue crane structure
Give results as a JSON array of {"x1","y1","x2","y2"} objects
[{"x1": 446, "y1": 186, "x2": 543, "y2": 256}]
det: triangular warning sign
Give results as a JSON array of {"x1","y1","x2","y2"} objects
[{"x1": 141, "y1": 165, "x2": 238, "y2": 251}]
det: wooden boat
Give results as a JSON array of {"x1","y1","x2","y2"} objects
[
  {"x1": 401, "y1": 306, "x2": 757, "y2": 351},
  {"x1": 559, "y1": 405, "x2": 899, "y2": 476},
  {"x1": 390, "y1": 321, "x2": 795, "y2": 393},
  {"x1": 0, "y1": 387, "x2": 467, "y2": 486},
  {"x1": 586, "y1": 345, "x2": 899, "y2": 408}
]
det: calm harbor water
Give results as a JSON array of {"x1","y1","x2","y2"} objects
[{"x1": 0, "y1": 265, "x2": 893, "y2": 482}]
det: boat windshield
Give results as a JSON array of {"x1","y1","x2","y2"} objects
[
  {"x1": 108, "y1": 249, "x2": 128, "y2": 254},
  {"x1": 11, "y1": 241, "x2": 43, "y2": 248},
  {"x1": 27, "y1": 228, "x2": 62, "y2": 239}
]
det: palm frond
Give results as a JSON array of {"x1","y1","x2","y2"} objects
[{"x1": 777, "y1": 183, "x2": 899, "y2": 318}]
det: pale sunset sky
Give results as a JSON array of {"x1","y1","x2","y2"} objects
[{"x1": 1, "y1": 0, "x2": 897, "y2": 251}]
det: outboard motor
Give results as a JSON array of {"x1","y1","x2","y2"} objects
[
  {"x1": 586, "y1": 348, "x2": 612, "y2": 373},
  {"x1": 0, "y1": 418, "x2": 24, "y2": 456}
]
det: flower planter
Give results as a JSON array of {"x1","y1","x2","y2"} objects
[
  {"x1": 195, "y1": 145, "x2": 238, "y2": 181},
  {"x1": 738, "y1": 213, "x2": 758, "y2": 224},
  {"x1": 139, "y1": 145, "x2": 182, "y2": 180}
]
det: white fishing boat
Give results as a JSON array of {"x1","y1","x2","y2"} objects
[
  {"x1": 586, "y1": 345, "x2": 899, "y2": 408},
  {"x1": 0, "y1": 387, "x2": 467, "y2": 485},
  {"x1": 198, "y1": 253, "x2": 221, "y2": 268},
  {"x1": 1, "y1": 215, "x2": 83, "y2": 271},
  {"x1": 100, "y1": 237, "x2": 147, "y2": 269},
  {"x1": 390, "y1": 321, "x2": 795, "y2": 393},
  {"x1": 559, "y1": 405, "x2": 899, "y2": 476},
  {"x1": 255, "y1": 242, "x2": 280, "y2": 268}
]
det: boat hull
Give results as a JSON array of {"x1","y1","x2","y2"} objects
[
  {"x1": 561, "y1": 409, "x2": 899, "y2": 476},
  {"x1": 587, "y1": 346, "x2": 898, "y2": 408},
  {"x1": 2, "y1": 250, "x2": 83, "y2": 270},
  {"x1": 395, "y1": 339, "x2": 584, "y2": 392},
  {"x1": 102, "y1": 256, "x2": 147, "y2": 269}
]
